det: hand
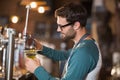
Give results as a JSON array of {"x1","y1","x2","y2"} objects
[
  {"x1": 34, "y1": 39, "x2": 43, "y2": 50},
  {"x1": 25, "y1": 57, "x2": 41, "y2": 73}
]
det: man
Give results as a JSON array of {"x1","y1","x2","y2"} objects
[{"x1": 25, "y1": 2, "x2": 102, "y2": 80}]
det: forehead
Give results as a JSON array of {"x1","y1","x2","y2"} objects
[{"x1": 57, "y1": 16, "x2": 67, "y2": 24}]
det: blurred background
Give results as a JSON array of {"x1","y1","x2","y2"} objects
[{"x1": 0, "y1": 0, "x2": 120, "y2": 80}]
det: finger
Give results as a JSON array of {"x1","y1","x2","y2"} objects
[
  {"x1": 34, "y1": 39, "x2": 39, "y2": 44},
  {"x1": 34, "y1": 58, "x2": 40, "y2": 62},
  {"x1": 25, "y1": 57, "x2": 31, "y2": 61},
  {"x1": 25, "y1": 57, "x2": 34, "y2": 63}
]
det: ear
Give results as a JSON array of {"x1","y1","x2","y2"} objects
[{"x1": 73, "y1": 21, "x2": 81, "y2": 30}]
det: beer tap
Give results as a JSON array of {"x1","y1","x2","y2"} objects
[
  {"x1": 23, "y1": 5, "x2": 31, "y2": 49},
  {"x1": 0, "y1": 4, "x2": 31, "y2": 80}
]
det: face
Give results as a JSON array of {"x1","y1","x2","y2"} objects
[{"x1": 56, "y1": 16, "x2": 76, "y2": 41}]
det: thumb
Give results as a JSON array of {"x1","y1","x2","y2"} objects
[
  {"x1": 25, "y1": 57, "x2": 31, "y2": 61},
  {"x1": 34, "y1": 58, "x2": 40, "y2": 63}
]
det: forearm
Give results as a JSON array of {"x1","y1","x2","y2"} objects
[
  {"x1": 37, "y1": 46, "x2": 69, "y2": 61},
  {"x1": 34, "y1": 66, "x2": 83, "y2": 80},
  {"x1": 34, "y1": 66, "x2": 58, "y2": 80}
]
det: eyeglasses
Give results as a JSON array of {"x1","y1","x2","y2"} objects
[{"x1": 57, "y1": 22, "x2": 74, "y2": 30}]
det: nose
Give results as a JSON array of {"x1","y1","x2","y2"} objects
[{"x1": 57, "y1": 26, "x2": 62, "y2": 32}]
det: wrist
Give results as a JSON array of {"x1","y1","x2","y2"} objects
[
  {"x1": 39, "y1": 45, "x2": 43, "y2": 51},
  {"x1": 36, "y1": 44, "x2": 43, "y2": 51}
]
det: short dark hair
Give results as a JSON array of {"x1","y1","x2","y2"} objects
[{"x1": 55, "y1": 2, "x2": 88, "y2": 27}]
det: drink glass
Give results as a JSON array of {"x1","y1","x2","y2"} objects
[
  {"x1": 24, "y1": 49, "x2": 38, "y2": 59},
  {"x1": 24, "y1": 34, "x2": 38, "y2": 59}
]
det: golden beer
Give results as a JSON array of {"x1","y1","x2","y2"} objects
[{"x1": 24, "y1": 49, "x2": 37, "y2": 59}]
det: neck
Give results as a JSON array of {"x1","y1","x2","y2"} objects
[{"x1": 73, "y1": 28, "x2": 87, "y2": 44}]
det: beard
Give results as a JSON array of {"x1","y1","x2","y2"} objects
[{"x1": 60, "y1": 28, "x2": 76, "y2": 42}]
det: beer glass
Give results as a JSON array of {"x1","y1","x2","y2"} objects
[
  {"x1": 24, "y1": 34, "x2": 37, "y2": 59},
  {"x1": 24, "y1": 49, "x2": 37, "y2": 59}
]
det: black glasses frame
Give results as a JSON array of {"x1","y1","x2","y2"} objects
[{"x1": 57, "y1": 22, "x2": 75, "y2": 30}]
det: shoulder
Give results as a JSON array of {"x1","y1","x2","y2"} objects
[
  {"x1": 76, "y1": 40, "x2": 99, "y2": 54},
  {"x1": 72, "y1": 40, "x2": 99, "y2": 63}
]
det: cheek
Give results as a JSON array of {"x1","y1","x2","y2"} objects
[
  {"x1": 61, "y1": 27, "x2": 75, "y2": 37},
  {"x1": 67, "y1": 29, "x2": 76, "y2": 38},
  {"x1": 67, "y1": 28, "x2": 75, "y2": 34}
]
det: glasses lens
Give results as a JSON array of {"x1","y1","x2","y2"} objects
[
  {"x1": 58, "y1": 22, "x2": 74, "y2": 29},
  {"x1": 61, "y1": 22, "x2": 74, "y2": 27}
]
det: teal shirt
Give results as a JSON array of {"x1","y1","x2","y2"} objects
[{"x1": 34, "y1": 40, "x2": 99, "y2": 80}]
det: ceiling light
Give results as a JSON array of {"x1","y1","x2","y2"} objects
[
  {"x1": 30, "y1": 2, "x2": 37, "y2": 8},
  {"x1": 38, "y1": 6, "x2": 45, "y2": 13},
  {"x1": 11, "y1": 16, "x2": 19, "y2": 24}
]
